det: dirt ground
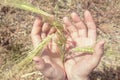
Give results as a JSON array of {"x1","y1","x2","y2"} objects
[{"x1": 0, "y1": 0, "x2": 120, "y2": 80}]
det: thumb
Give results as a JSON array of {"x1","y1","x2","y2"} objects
[
  {"x1": 33, "y1": 56, "x2": 55, "y2": 78},
  {"x1": 92, "y1": 40, "x2": 105, "y2": 63},
  {"x1": 33, "y1": 56, "x2": 45, "y2": 70}
]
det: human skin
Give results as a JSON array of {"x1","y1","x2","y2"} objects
[
  {"x1": 31, "y1": 17, "x2": 66, "y2": 80},
  {"x1": 63, "y1": 10, "x2": 105, "y2": 80},
  {"x1": 31, "y1": 10, "x2": 105, "y2": 80}
]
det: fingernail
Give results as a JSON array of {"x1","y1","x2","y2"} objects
[
  {"x1": 35, "y1": 14, "x2": 42, "y2": 19},
  {"x1": 63, "y1": 17, "x2": 69, "y2": 21},
  {"x1": 99, "y1": 40, "x2": 105, "y2": 48},
  {"x1": 85, "y1": 10, "x2": 91, "y2": 16},
  {"x1": 71, "y1": 12, "x2": 77, "y2": 16}
]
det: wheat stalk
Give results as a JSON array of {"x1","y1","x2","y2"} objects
[{"x1": 1, "y1": 0, "x2": 94, "y2": 79}]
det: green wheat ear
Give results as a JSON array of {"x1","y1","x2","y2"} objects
[
  {"x1": 16, "y1": 34, "x2": 54, "y2": 68},
  {"x1": 71, "y1": 47, "x2": 94, "y2": 53},
  {"x1": 2, "y1": 0, "x2": 95, "y2": 66},
  {"x1": 2, "y1": 0, "x2": 53, "y2": 18},
  {"x1": 2, "y1": 0, "x2": 67, "y2": 63},
  {"x1": 5, "y1": 34, "x2": 54, "y2": 79}
]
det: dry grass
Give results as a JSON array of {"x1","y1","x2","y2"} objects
[{"x1": 0, "y1": 0, "x2": 120, "y2": 80}]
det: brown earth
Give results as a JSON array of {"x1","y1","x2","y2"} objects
[{"x1": 0, "y1": 0, "x2": 120, "y2": 80}]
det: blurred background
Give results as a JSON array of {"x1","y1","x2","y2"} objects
[{"x1": 0, "y1": 0, "x2": 120, "y2": 80}]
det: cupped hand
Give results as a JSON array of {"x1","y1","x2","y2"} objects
[
  {"x1": 63, "y1": 10, "x2": 105, "y2": 80},
  {"x1": 31, "y1": 10, "x2": 105, "y2": 80},
  {"x1": 31, "y1": 17, "x2": 66, "y2": 80}
]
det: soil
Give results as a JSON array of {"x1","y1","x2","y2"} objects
[{"x1": 0, "y1": 0, "x2": 120, "y2": 80}]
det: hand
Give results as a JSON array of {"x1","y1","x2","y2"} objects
[
  {"x1": 31, "y1": 17, "x2": 66, "y2": 80},
  {"x1": 63, "y1": 10, "x2": 105, "y2": 80}
]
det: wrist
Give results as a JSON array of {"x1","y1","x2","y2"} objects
[
  {"x1": 44, "y1": 76, "x2": 68, "y2": 80},
  {"x1": 70, "y1": 77, "x2": 89, "y2": 80},
  {"x1": 77, "y1": 77, "x2": 89, "y2": 80},
  {"x1": 69, "y1": 75, "x2": 89, "y2": 80}
]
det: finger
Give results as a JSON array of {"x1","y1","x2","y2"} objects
[
  {"x1": 48, "y1": 27, "x2": 56, "y2": 35},
  {"x1": 84, "y1": 10, "x2": 96, "y2": 40},
  {"x1": 42, "y1": 23, "x2": 50, "y2": 33},
  {"x1": 41, "y1": 23, "x2": 50, "y2": 39},
  {"x1": 41, "y1": 33, "x2": 46, "y2": 40},
  {"x1": 31, "y1": 17, "x2": 43, "y2": 47},
  {"x1": 71, "y1": 12, "x2": 81, "y2": 23},
  {"x1": 51, "y1": 34, "x2": 59, "y2": 54},
  {"x1": 92, "y1": 41, "x2": 105, "y2": 65},
  {"x1": 71, "y1": 12, "x2": 87, "y2": 37},
  {"x1": 47, "y1": 27, "x2": 56, "y2": 50},
  {"x1": 48, "y1": 34, "x2": 59, "y2": 55},
  {"x1": 63, "y1": 17, "x2": 72, "y2": 26},
  {"x1": 63, "y1": 17, "x2": 77, "y2": 33},
  {"x1": 33, "y1": 56, "x2": 45, "y2": 70}
]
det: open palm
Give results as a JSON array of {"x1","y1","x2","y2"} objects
[
  {"x1": 63, "y1": 11, "x2": 105, "y2": 80},
  {"x1": 31, "y1": 10, "x2": 105, "y2": 80},
  {"x1": 31, "y1": 17, "x2": 66, "y2": 80}
]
